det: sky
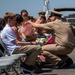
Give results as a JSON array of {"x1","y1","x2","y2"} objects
[{"x1": 0, "y1": 0, "x2": 75, "y2": 18}]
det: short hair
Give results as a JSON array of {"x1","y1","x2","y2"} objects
[
  {"x1": 15, "y1": 14, "x2": 23, "y2": 24},
  {"x1": 20, "y1": 9, "x2": 28, "y2": 15},
  {"x1": 4, "y1": 12, "x2": 16, "y2": 23}
]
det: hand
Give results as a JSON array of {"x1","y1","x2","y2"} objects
[
  {"x1": 28, "y1": 20, "x2": 32, "y2": 24},
  {"x1": 25, "y1": 21, "x2": 30, "y2": 25},
  {"x1": 31, "y1": 41, "x2": 38, "y2": 45}
]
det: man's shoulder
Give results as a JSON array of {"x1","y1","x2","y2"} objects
[
  {"x1": 53, "y1": 19, "x2": 62, "y2": 23},
  {"x1": 62, "y1": 21, "x2": 71, "y2": 25}
]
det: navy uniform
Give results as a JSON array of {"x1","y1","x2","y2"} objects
[
  {"x1": 42, "y1": 10, "x2": 75, "y2": 67},
  {"x1": 38, "y1": 12, "x2": 46, "y2": 17},
  {"x1": 36, "y1": 12, "x2": 46, "y2": 24},
  {"x1": 36, "y1": 12, "x2": 47, "y2": 36}
]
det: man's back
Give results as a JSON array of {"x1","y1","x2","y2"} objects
[{"x1": 52, "y1": 19, "x2": 75, "y2": 48}]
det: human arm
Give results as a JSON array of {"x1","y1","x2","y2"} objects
[
  {"x1": 12, "y1": 39, "x2": 37, "y2": 46},
  {"x1": 20, "y1": 29, "x2": 26, "y2": 40},
  {"x1": 35, "y1": 16, "x2": 42, "y2": 24},
  {"x1": 20, "y1": 30, "x2": 34, "y2": 41},
  {"x1": 20, "y1": 24, "x2": 37, "y2": 41},
  {"x1": 6, "y1": 27, "x2": 37, "y2": 46},
  {"x1": 28, "y1": 20, "x2": 44, "y2": 28},
  {"x1": 28, "y1": 20, "x2": 53, "y2": 30},
  {"x1": 12, "y1": 26, "x2": 22, "y2": 41}
]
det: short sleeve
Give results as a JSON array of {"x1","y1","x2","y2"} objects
[{"x1": 6, "y1": 28, "x2": 16, "y2": 42}]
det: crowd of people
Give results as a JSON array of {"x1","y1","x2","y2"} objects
[{"x1": 0, "y1": 9, "x2": 75, "y2": 73}]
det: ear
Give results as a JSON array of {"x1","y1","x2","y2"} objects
[
  {"x1": 54, "y1": 16, "x2": 57, "y2": 20},
  {"x1": 8, "y1": 19, "x2": 11, "y2": 22}
]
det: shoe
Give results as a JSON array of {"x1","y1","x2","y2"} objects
[
  {"x1": 63, "y1": 58, "x2": 73, "y2": 68},
  {"x1": 35, "y1": 61, "x2": 45, "y2": 68},
  {"x1": 34, "y1": 66, "x2": 43, "y2": 73},
  {"x1": 20, "y1": 62, "x2": 34, "y2": 73},
  {"x1": 55, "y1": 60, "x2": 66, "y2": 69}
]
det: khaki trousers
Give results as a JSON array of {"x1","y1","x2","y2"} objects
[
  {"x1": 42, "y1": 44, "x2": 74, "y2": 65},
  {"x1": 13, "y1": 45, "x2": 42, "y2": 66}
]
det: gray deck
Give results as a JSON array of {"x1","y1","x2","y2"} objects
[{"x1": 1, "y1": 48, "x2": 75, "y2": 75}]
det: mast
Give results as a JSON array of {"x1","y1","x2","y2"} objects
[{"x1": 43, "y1": 0, "x2": 50, "y2": 19}]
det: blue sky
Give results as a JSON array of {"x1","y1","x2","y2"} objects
[{"x1": 0, "y1": 0, "x2": 75, "y2": 18}]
